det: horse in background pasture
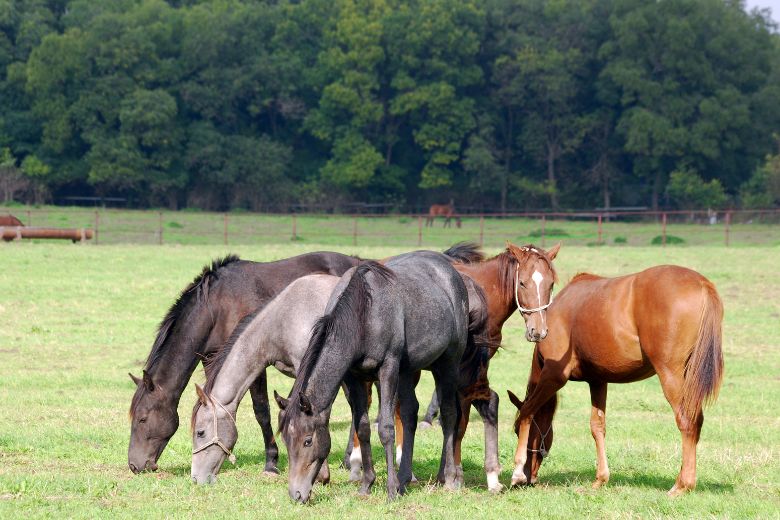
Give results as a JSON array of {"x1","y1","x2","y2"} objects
[
  {"x1": 426, "y1": 200, "x2": 460, "y2": 228},
  {"x1": 507, "y1": 265, "x2": 723, "y2": 496}
]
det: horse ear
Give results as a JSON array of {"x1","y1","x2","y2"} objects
[
  {"x1": 195, "y1": 383, "x2": 209, "y2": 406},
  {"x1": 142, "y1": 370, "x2": 155, "y2": 392},
  {"x1": 546, "y1": 242, "x2": 561, "y2": 261},
  {"x1": 507, "y1": 390, "x2": 524, "y2": 410},
  {"x1": 129, "y1": 372, "x2": 142, "y2": 386},
  {"x1": 299, "y1": 393, "x2": 313, "y2": 414},
  {"x1": 274, "y1": 390, "x2": 288, "y2": 410}
]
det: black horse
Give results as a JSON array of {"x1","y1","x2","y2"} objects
[
  {"x1": 276, "y1": 251, "x2": 478, "y2": 503},
  {"x1": 127, "y1": 252, "x2": 359, "y2": 474}
]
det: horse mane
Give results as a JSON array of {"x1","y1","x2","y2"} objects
[
  {"x1": 144, "y1": 254, "x2": 241, "y2": 372},
  {"x1": 279, "y1": 261, "x2": 394, "y2": 432},
  {"x1": 496, "y1": 244, "x2": 558, "y2": 303},
  {"x1": 131, "y1": 255, "x2": 241, "y2": 420},
  {"x1": 442, "y1": 242, "x2": 485, "y2": 263}
]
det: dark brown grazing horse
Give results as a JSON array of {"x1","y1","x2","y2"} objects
[
  {"x1": 426, "y1": 200, "x2": 460, "y2": 228},
  {"x1": 507, "y1": 265, "x2": 724, "y2": 496},
  {"x1": 0, "y1": 214, "x2": 23, "y2": 226},
  {"x1": 127, "y1": 252, "x2": 359, "y2": 474},
  {"x1": 347, "y1": 242, "x2": 560, "y2": 492}
]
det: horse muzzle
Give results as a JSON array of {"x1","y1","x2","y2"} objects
[{"x1": 191, "y1": 473, "x2": 217, "y2": 485}]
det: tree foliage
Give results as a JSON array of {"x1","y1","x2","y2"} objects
[{"x1": 0, "y1": 0, "x2": 778, "y2": 210}]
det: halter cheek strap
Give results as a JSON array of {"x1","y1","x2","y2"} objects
[
  {"x1": 528, "y1": 417, "x2": 553, "y2": 459},
  {"x1": 192, "y1": 396, "x2": 237, "y2": 465},
  {"x1": 515, "y1": 264, "x2": 553, "y2": 314}
]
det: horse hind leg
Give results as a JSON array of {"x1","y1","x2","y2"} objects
[
  {"x1": 396, "y1": 372, "x2": 419, "y2": 494},
  {"x1": 473, "y1": 389, "x2": 503, "y2": 493},
  {"x1": 377, "y1": 360, "x2": 402, "y2": 500},
  {"x1": 588, "y1": 382, "x2": 610, "y2": 489},
  {"x1": 657, "y1": 370, "x2": 703, "y2": 496},
  {"x1": 248, "y1": 369, "x2": 279, "y2": 475},
  {"x1": 432, "y1": 362, "x2": 462, "y2": 490}
]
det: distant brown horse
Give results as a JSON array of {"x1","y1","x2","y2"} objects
[
  {"x1": 507, "y1": 265, "x2": 723, "y2": 496},
  {"x1": 0, "y1": 214, "x2": 23, "y2": 226},
  {"x1": 426, "y1": 200, "x2": 461, "y2": 228}
]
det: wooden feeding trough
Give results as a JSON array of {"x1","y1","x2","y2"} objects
[{"x1": 1, "y1": 213, "x2": 93, "y2": 243}]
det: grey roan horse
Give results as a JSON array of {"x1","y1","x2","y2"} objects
[
  {"x1": 276, "y1": 251, "x2": 472, "y2": 503},
  {"x1": 190, "y1": 274, "x2": 342, "y2": 485},
  {"x1": 128, "y1": 252, "x2": 358, "y2": 474}
]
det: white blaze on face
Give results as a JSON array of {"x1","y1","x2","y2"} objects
[{"x1": 532, "y1": 270, "x2": 547, "y2": 329}]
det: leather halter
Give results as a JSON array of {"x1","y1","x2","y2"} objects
[
  {"x1": 192, "y1": 395, "x2": 237, "y2": 465},
  {"x1": 527, "y1": 417, "x2": 552, "y2": 459},
  {"x1": 514, "y1": 262, "x2": 554, "y2": 314}
]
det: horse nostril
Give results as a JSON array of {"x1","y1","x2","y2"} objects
[
  {"x1": 129, "y1": 463, "x2": 139, "y2": 474},
  {"x1": 295, "y1": 490, "x2": 302, "y2": 502},
  {"x1": 146, "y1": 461, "x2": 158, "y2": 472},
  {"x1": 191, "y1": 476, "x2": 197, "y2": 484}
]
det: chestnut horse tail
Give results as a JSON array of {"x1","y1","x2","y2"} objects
[{"x1": 681, "y1": 280, "x2": 724, "y2": 422}]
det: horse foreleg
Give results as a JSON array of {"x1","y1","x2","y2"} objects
[
  {"x1": 657, "y1": 371, "x2": 703, "y2": 496},
  {"x1": 396, "y1": 371, "x2": 419, "y2": 493},
  {"x1": 344, "y1": 375, "x2": 376, "y2": 495},
  {"x1": 589, "y1": 382, "x2": 610, "y2": 489},
  {"x1": 248, "y1": 370, "x2": 279, "y2": 475},
  {"x1": 378, "y1": 362, "x2": 401, "y2": 500},
  {"x1": 473, "y1": 389, "x2": 502, "y2": 493}
]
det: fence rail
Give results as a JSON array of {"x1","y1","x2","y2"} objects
[{"x1": 2, "y1": 208, "x2": 779, "y2": 248}]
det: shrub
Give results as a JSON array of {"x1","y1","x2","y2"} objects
[
  {"x1": 167, "y1": 221, "x2": 183, "y2": 229},
  {"x1": 651, "y1": 235, "x2": 685, "y2": 245},
  {"x1": 613, "y1": 236, "x2": 627, "y2": 244},
  {"x1": 528, "y1": 227, "x2": 569, "y2": 238}
]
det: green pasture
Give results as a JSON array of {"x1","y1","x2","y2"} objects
[
  {"x1": 5, "y1": 204, "x2": 780, "y2": 248},
  {"x1": 0, "y1": 241, "x2": 778, "y2": 518}
]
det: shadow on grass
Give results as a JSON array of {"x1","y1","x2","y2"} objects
[{"x1": 538, "y1": 469, "x2": 733, "y2": 493}]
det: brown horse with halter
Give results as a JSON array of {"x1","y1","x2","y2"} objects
[
  {"x1": 507, "y1": 265, "x2": 724, "y2": 496},
  {"x1": 426, "y1": 200, "x2": 461, "y2": 228}
]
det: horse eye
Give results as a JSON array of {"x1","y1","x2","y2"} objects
[
  {"x1": 519, "y1": 281, "x2": 526, "y2": 288},
  {"x1": 138, "y1": 417, "x2": 147, "y2": 424},
  {"x1": 197, "y1": 429, "x2": 205, "y2": 438},
  {"x1": 303, "y1": 437, "x2": 312, "y2": 448}
]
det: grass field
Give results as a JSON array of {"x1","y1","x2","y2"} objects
[{"x1": 0, "y1": 241, "x2": 778, "y2": 518}]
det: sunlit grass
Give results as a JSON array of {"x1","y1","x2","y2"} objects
[{"x1": 0, "y1": 242, "x2": 778, "y2": 517}]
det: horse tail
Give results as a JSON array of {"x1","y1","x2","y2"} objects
[
  {"x1": 442, "y1": 242, "x2": 484, "y2": 264},
  {"x1": 295, "y1": 261, "x2": 394, "y2": 393},
  {"x1": 681, "y1": 279, "x2": 724, "y2": 422},
  {"x1": 458, "y1": 281, "x2": 496, "y2": 394}
]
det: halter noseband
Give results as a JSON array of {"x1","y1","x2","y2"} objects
[
  {"x1": 192, "y1": 395, "x2": 237, "y2": 465},
  {"x1": 527, "y1": 416, "x2": 552, "y2": 459},
  {"x1": 514, "y1": 260, "x2": 554, "y2": 314}
]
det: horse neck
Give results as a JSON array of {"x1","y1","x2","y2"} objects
[
  {"x1": 456, "y1": 256, "x2": 516, "y2": 341},
  {"x1": 301, "y1": 338, "x2": 357, "y2": 415}
]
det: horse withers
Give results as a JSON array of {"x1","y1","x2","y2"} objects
[
  {"x1": 507, "y1": 265, "x2": 724, "y2": 496},
  {"x1": 277, "y1": 252, "x2": 471, "y2": 503}
]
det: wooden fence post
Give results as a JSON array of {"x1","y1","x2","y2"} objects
[
  {"x1": 597, "y1": 214, "x2": 603, "y2": 244},
  {"x1": 26, "y1": 209, "x2": 31, "y2": 226},
  {"x1": 725, "y1": 211, "x2": 731, "y2": 247},
  {"x1": 158, "y1": 211, "x2": 163, "y2": 245},
  {"x1": 292, "y1": 214, "x2": 297, "y2": 241},
  {"x1": 541, "y1": 215, "x2": 546, "y2": 247},
  {"x1": 94, "y1": 210, "x2": 99, "y2": 245},
  {"x1": 223, "y1": 213, "x2": 228, "y2": 246},
  {"x1": 417, "y1": 216, "x2": 422, "y2": 247},
  {"x1": 662, "y1": 212, "x2": 667, "y2": 247},
  {"x1": 479, "y1": 216, "x2": 484, "y2": 247},
  {"x1": 352, "y1": 217, "x2": 358, "y2": 246}
]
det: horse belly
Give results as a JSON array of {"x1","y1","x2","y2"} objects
[{"x1": 570, "y1": 326, "x2": 653, "y2": 383}]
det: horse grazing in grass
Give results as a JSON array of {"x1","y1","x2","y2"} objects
[
  {"x1": 277, "y1": 253, "x2": 473, "y2": 503},
  {"x1": 426, "y1": 200, "x2": 460, "y2": 228},
  {"x1": 190, "y1": 274, "x2": 341, "y2": 485},
  {"x1": 0, "y1": 214, "x2": 23, "y2": 226},
  {"x1": 507, "y1": 265, "x2": 724, "y2": 496},
  {"x1": 127, "y1": 252, "x2": 359, "y2": 474}
]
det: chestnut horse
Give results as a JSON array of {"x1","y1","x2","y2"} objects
[
  {"x1": 426, "y1": 200, "x2": 460, "y2": 228},
  {"x1": 0, "y1": 214, "x2": 23, "y2": 226},
  {"x1": 507, "y1": 265, "x2": 723, "y2": 496}
]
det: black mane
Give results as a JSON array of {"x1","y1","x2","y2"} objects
[
  {"x1": 145, "y1": 254, "x2": 241, "y2": 371},
  {"x1": 443, "y1": 242, "x2": 485, "y2": 263}
]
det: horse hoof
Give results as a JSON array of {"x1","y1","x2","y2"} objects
[
  {"x1": 488, "y1": 482, "x2": 504, "y2": 494},
  {"x1": 667, "y1": 484, "x2": 691, "y2": 497},
  {"x1": 349, "y1": 469, "x2": 362, "y2": 483},
  {"x1": 262, "y1": 469, "x2": 280, "y2": 477},
  {"x1": 510, "y1": 475, "x2": 528, "y2": 487},
  {"x1": 592, "y1": 479, "x2": 607, "y2": 490}
]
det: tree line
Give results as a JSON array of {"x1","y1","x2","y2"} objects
[{"x1": 1, "y1": 0, "x2": 779, "y2": 212}]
